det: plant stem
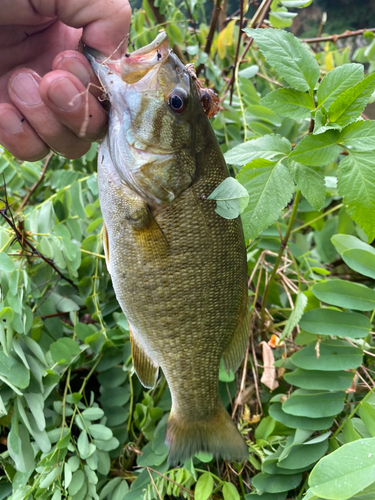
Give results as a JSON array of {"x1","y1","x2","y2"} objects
[
  {"x1": 260, "y1": 191, "x2": 301, "y2": 338},
  {"x1": 303, "y1": 26, "x2": 375, "y2": 44},
  {"x1": 331, "y1": 385, "x2": 375, "y2": 440}
]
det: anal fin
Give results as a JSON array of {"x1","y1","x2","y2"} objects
[
  {"x1": 129, "y1": 324, "x2": 159, "y2": 389},
  {"x1": 222, "y1": 297, "x2": 251, "y2": 373}
]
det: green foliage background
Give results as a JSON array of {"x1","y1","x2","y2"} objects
[{"x1": 1, "y1": 1, "x2": 375, "y2": 499}]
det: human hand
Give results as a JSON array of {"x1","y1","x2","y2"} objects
[{"x1": 0, "y1": 0, "x2": 131, "y2": 161}]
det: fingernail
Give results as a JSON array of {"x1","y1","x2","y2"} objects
[
  {"x1": 47, "y1": 78, "x2": 82, "y2": 112},
  {"x1": 56, "y1": 57, "x2": 91, "y2": 86},
  {"x1": 0, "y1": 109, "x2": 23, "y2": 135},
  {"x1": 11, "y1": 73, "x2": 42, "y2": 105}
]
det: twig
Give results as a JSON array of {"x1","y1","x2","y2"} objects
[
  {"x1": 232, "y1": 339, "x2": 250, "y2": 418},
  {"x1": 303, "y1": 27, "x2": 375, "y2": 44},
  {"x1": 223, "y1": 0, "x2": 273, "y2": 102},
  {"x1": 147, "y1": 0, "x2": 186, "y2": 63},
  {"x1": 260, "y1": 191, "x2": 301, "y2": 338},
  {"x1": 18, "y1": 152, "x2": 53, "y2": 212},
  {"x1": 255, "y1": 72, "x2": 283, "y2": 86},
  {"x1": 196, "y1": 0, "x2": 223, "y2": 76},
  {"x1": 0, "y1": 182, "x2": 76, "y2": 287},
  {"x1": 146, "y1": 468, "x2": 163, "y2": 500},
  {"x1": 229, "y1": 0, "x2": 246, "y2": 104},
  {"x1": 138, "y1": 467, "x2": 194, "y2": 497}
]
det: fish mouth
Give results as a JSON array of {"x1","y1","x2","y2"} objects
[
  {"x1": 121, "y1": 31, "x2": 170, "y2": 83},
  {"x1": 83, "y1": 31, "x2": 171, "y2": 85}
]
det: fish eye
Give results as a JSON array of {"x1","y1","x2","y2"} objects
[{"x1": 168, "y1": 88, "x2": 188, "y2": 114}]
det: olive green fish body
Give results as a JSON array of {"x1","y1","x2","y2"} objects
[{"x1": 86, "y1": 33, "x2": 249, "y2": 462}]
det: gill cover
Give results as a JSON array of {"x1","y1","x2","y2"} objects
[{"x1": 84, "y1": 32, "x2": 198, "y2": 206}]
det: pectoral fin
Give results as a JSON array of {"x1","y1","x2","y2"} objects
[
  {"x1": 133, "y1": 216, "x2": 169, "y2": 262},
  {"x1": 129, "y1": 324, "x2": 159, "y2": 388},
  {"x1": 102, "y1": 222, "x2": 111, "y2": 273},
  {"x1": 222, "y1": 297, "x2": 251, "y2": 373}
]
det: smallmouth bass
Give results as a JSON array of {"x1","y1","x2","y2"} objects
[{"x1": 85, "y1": 32, "x2": 250, "y2": 463}]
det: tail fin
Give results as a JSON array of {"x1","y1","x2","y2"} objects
[{"x1": 165, "y1": 403, "x2": 248, "y2": 464}]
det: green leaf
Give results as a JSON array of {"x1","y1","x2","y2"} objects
[
  {"x1": 269, "y1": 403, "x2": 334, "y2": 431},
  {"x1": 300, "y1": 309, "x2": 371, "y2": 338},
  {"x1": 237, "y1": 159, "x2": 294, "y2": 240},
  {"x1": 224, "y1": 134, "x2": 291, "y2": 167},
  {"x1": 68, "y1": 470, "x2": 85, "y2": 497},
  {"x1": 195, "y1": 472, "x2": 214, "y2": 500},
  {"x1": 312, "y1": 279, "x2": 375, "y2": 311},
  {"x1": 245, "y1": 28, "x2": 319, "y2": 91},
  {"x1": 284, "y1": 368, "x2": 354, "y2": 391},
  {"x1": 342, "y1": 248, "x2": 375, "y2": 278},
  {"x1": 245, "y1": 493, "x2": 287, "y2": 500},
  {"x1": 282, "y1": 389, "x2": 345, "y2": 418},
  {"x1": 289, "y1": 130, "x2": 341, "y2": 166},
  {"x1": 317, "y1": 63, "x2": 364, "y2": 110},
  {"x1": 252, "y1": 472, "x2": 303, "y2": 494},
  {"x1": 207, "y1": 177, "x2": 249, "y2": 219},
  {"x1": 337, "y1": 152, "x2": 375, "y2": 241},
  {"x1": 89, "y1": 424, "x2": 113, "y2": 440},
  {"x1": 339, "y1": 120, "x2": 375, "y2": 151},
  {"x1": 223, "y1": 482, "x2": 240, "y2": 500},
  {"x1": 77, "y1": 430, "x2": 90, "y2": 459},
  {"x1": 278, "y1": 439, "x2": 328, "y2": 469},
  {"x1": 358, "y1": 402, "x2": 375, "y2": 437},
  {"x1": 111, "y1": 480, "x2": 130, "y2": 500},
  {"x1": 331, "y1": 234, "x2": 375, "y2": 255},
  {"x1": 81, "y1": 407, "x2": 105, "y2": 420},
  {"x1": 309, "y1": 437, "x2": 375, "y2": 499},
  {"x1": 281, "y1": 291, "x2": 307, "y2": 340},
  {"x1": 291, "y1": 339, "x2": 363, "y2": 371},
  {"x1": 260, "y1": 88, "x2": 314, "y2": 120},
  {"x1": 0, "y1": 253, "x2": 14, "y2": 272},
  {"x1": 195, "y1": 452, "x2": 214, "y2": 462},
  {"x1": 247, "y1": 105, "x2": 282, "y2": 126},
  {"x1": 70, "y1": 181, "x2": 87, "y2": 219},
  {"x1": 280, "y1": 0, "x2": 312, "y2": 5},
  {"x1": 49, "y1": 340, "x2": 72, "y2": 365},
  {"x1": 287, "y1": 161, "x2": 325, "y2": 210},
  {"x1": 99, "y1": 478, "x2": 122, "y2": 500},
  {"x1": 328, "y1": 73, "x2": 375, "y2": 127},
  {"x1": 0, "y1": 307, "x2": 14, "y2": 323},
  {"x1": 0, "y1": 352, "x2": 29, "y2": 389}
]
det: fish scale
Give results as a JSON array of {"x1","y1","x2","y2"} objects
[{"x1": 85, "y1": 31, "x2": 250, "y2": 463}]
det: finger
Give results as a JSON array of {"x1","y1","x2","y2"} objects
[
  {"x1": 8, "y1": 69, "x2": 91, "y2": 159},
  {"x1": 0, "y1": 103, "x2": 49, "y2": 161},
  {"x1": 39, "y1": 69, "x2": 107, "y2": 141},
  {"x1": 30, "y1": 0, "x2": 131, "y2": 55},
  {"x1": 52, "y1": 50, "x2": 104, "y2": 99}
]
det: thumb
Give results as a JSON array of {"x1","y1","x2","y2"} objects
[{"x1": 30, "y1": 0, "x2": 131, "y2": 55}]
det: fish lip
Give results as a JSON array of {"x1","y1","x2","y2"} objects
[
  {"x1": 126, "y1": 31, "x2": 169, "y2": 57},
  {"x1": 84, "y1": 31, "x2": 171, "y2": 84}
]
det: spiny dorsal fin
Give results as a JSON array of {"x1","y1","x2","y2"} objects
[{"x1": 129, "y1": 323, "x2": 159, "y2": 389}]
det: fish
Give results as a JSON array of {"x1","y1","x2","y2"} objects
[{"x1": 85, "y1": 31, "x2": 250, "y2": 463}]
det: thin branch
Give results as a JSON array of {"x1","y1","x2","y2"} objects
[
  {"x1": 303, "y1": 27, "x2": 375, "y2": 44},
  {"x1": 196, "y1": 0, "x2": 223, "y2": 76},
  {"x1": 0, "y1": 183, "x2": 76, "y2": 288},
  {"x1": 18, "y1": 152, "x2": 53, "y2": 212},
  {"x1": 222, "y1": 0, "x2": 273, "y2": 102},
  {"x1": 147, "y1": 0, "x2": 186, "y2": 63},
  {"x1": 260, "y1": 191, "x2": 301, "y2": 338},
  {"x1": 229, "y1": 0, "x2": 246, "y2": 104}
]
